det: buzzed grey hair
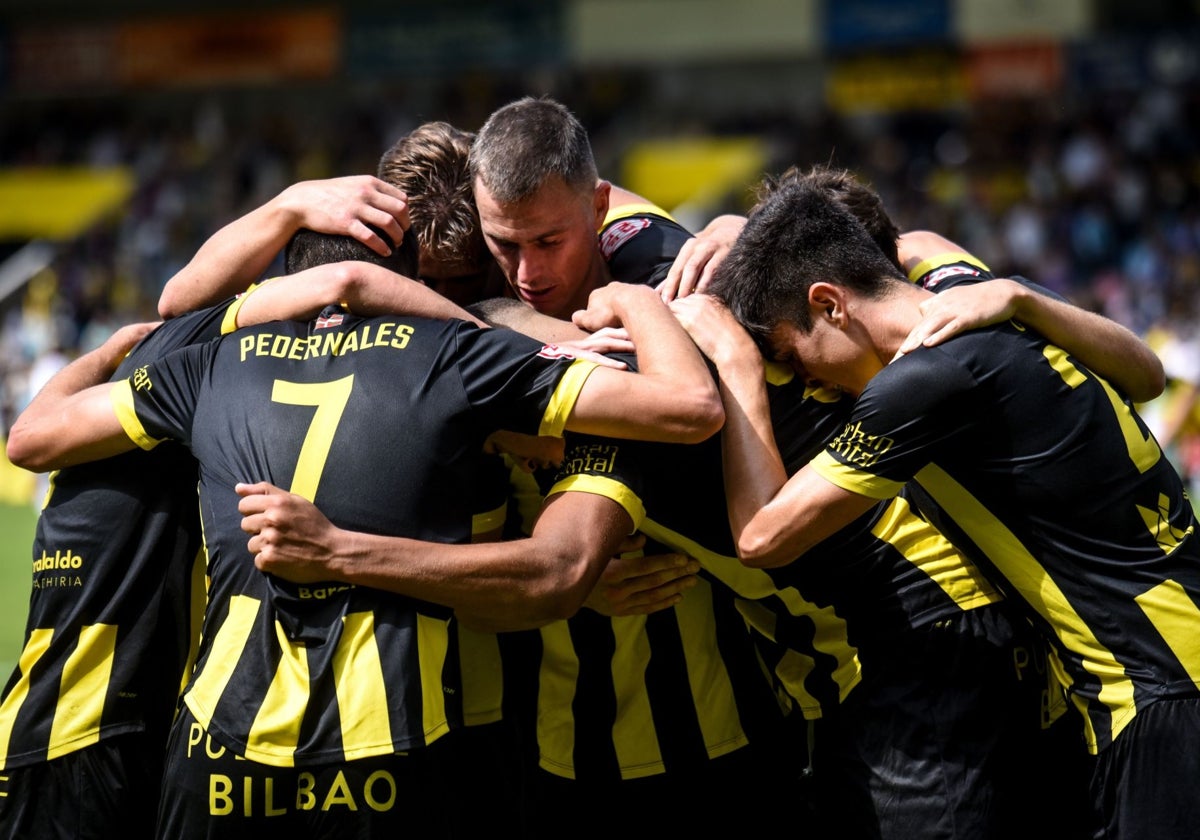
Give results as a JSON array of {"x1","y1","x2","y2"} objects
[{"x1": 469, "y1": 96, "x2": 598, "y2": 202}]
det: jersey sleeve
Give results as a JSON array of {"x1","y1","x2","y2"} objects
[
  {"x1": 809, "y1": 347, "x2": 977, "y2": 500},
  {"x1": 907, "y1": 253, "x2": 992, "y2": 290},
  {"x1": 450, "y1": 321, "x2": 599, "y2": 438},
  {"x1": 544, "y1": 432, "x2": 649, "y2": 531},
  {"x1": 114, "y1": 294, "x2": 246, "y2": 378},
  {"x1": 112, "y1": 341, "x2": 216, "y2": 450},
  {"x1": 599, "y1": 207, "x2": 693, "y2": 287}
]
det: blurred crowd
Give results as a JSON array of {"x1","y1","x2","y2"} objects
[{"x1": 2, "y1": 77, "x2": 1198, "y2": 496}]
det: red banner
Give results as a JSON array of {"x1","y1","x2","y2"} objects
[
  {"x1": 965, "y1": 42, "x2": 1064, "y2": 100},
  {"x1": 115, "y1": 8, "x2": 340, "y2": 88}
]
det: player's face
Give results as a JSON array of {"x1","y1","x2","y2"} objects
[
  {"x1": 475, "y1": 176, "x2": 608, "y2": 320},
  {"x1": 768, "y1": 317, "x2": 872, "y2": 397},
  {"x1": 483, "y1": 430, "x2": 566, "y2": 473}
]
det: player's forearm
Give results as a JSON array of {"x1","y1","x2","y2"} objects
[
  {"x1": 1010, "y1": 284, "x2": 1165, "y2": 402},
  {"x1": 7, "y1": 382, "x2": 133, "y2": 472},
  {"x1": 337, "y1": 263, "x2": 486, "y2": 326},
  {"x1": 235, "y1": 262, "x2": 487, "y2": 329},
  {"x1": 613, "y1": 284, "x2": 723, "y2": 441},
  {"x1": 7, "y1": 321, "x2": 155, "y2": 470},
  {"x1": 715, "y1": 359, "x2": 789, "y2": 550},
  {"x1": 311, "y1": 530, "x2": 596, "y2": 629},
  {"x1": 159, "y1": 197, "x2": 298, "y2": 318}
]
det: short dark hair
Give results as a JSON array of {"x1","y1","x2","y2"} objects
[
  {"x1": 709, "y1": 180, "x2": 904, "y2": 349},
  {"x1": 469, "y1": 96, "x2": 597, "y2": 202},
  {"x1": 377, "y1": 121, "x2": 486, "y2": 272},
  {"x1": 284, "y1": 223, "x2": 419, "y2": 278},
  {"x1": 756, "y1": 164, "x2": 901, "y2": 270}
]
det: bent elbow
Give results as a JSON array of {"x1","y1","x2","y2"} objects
[
  {"x1": 737, "y1": 528, "x2": 789, "y2": 570},
  {"x1": 157, "y1": 289, "x2": 183, "y2": 320},
  {"x1": 544, "y1": 559, "x2": 598, "y2": 621},
  {"x1": 542, "y1": 589, "x2": 587, "y2": 624},
  {"x1": 1132, "y1": 364, "x2": 1167, "y2": 404},
  {"x1": 673, "y1": 392, "x2": 725, "y2": 444},
  {"x1": 6, "y1": 430, "x2": 48, "y2": 473}
]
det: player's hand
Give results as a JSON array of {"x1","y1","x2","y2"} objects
[
  {"x1": 896, "y1": 279, "x2": 1021, "y2": 359},
  {"x1": 584, "y1": 538, "x2": 701, "y2": 617},
  {"x1": 658, "y1": 236, "x2": 728, "y2": 302},
  {"x1": 101, "y1": 320, "x2": 161, "y2": 368},
  {"x1": 669, "y1": 293, "x2": 758, "y2": 367},
  {"x1": 236, "y1": 481, "x2": 342, "y2": 583},
  {"x1": 572, "y1": 282, "x2": 658, "y2": 333},
  {"x1": 555, "y1": 327, "x2": 635, "y2": 369},
  {"x1": 277, "y1": 175, "x2": 411, "y2": 258}
]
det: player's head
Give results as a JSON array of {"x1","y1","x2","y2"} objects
[
  {"x1": 755, "y1": 164, "x2": 901, "y2": 271},
  {"x1": 709, "y1": 179, "x2": 904, "y2": 375},
  {"x1": 469, "y1": 96, "x2": 610, "y2": 319},
  {"x1": 377, "y1": 121, "x2": 501, "y2": 307},
  {"x1": 284, "y1": 223, "x2": 419, "y2": 278}
]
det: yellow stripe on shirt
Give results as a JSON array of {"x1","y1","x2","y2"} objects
[{"x1": 540, "y1": 359, "x2": 599, "y2": 437}]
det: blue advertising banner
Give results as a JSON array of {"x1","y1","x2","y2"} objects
[{"x1": 824, "y1": 0, "x2": 952, "y2": 52}]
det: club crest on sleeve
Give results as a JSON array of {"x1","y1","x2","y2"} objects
[
  {"x1": 537, "y1": 344, "x2": 577, "y2": 360},
  {"x1": 922, "y1": 265, "x2": 981, "y2": 290},
  {"x1": 599, "y1": 218, "x2": 651, "y2": 260}
]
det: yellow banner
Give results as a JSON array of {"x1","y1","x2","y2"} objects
[
  {"x1": 621, "y1": 137, "x2": 768, "y2": 213},
  {"x1": 828, "y1": 52, "x2": 967, "y2": 113},
  {"x1": 0, "y1": 168, "x2": 134, "y2": 240}
]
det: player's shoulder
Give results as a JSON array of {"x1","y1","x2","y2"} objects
[
  {"x1": 908, "y1": 253, "x2": 993, "y2": 291},
  {"x1": 599, "y1": 202, "x2": 690, "y2": 262}
]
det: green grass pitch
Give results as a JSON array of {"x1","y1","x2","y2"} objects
[{"x1": 0, "y1": 502, "x2": 36, "y2": 679}]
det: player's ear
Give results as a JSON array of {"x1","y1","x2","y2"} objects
[
  {"x1": 593, "y1": 181, "x2": 611, "y2": 228},
  {"x1": 809, "y1": 282, "x2": 844, "y2": 325}
]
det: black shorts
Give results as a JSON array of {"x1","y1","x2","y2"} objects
[
  {"x1": 522, "y1": 727, "x2": 816, "y2": 838},
  {"x1": 808, "y1": 603, "x2": 1094, "y2": 840},
  {"x1": 157, "y1": 707, "x2": 456, "y2": 840},
  {"x1": 1090, "y1": 695, "x2": 1200, "y2": 840},
  {"x1": 0, "y1": 731, "x2": 162, "y2": 840}
]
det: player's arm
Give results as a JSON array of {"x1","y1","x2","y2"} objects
[
  {"x1": 5, "y1": 324, "x2": 153, "y2": 471},
  {"x1": 902, "y1": 278, "x2": 1164, "y2": 402},
  {"x1": 159, "y1": 176, "x2": 410, "y2": 318},
  {"x1": 569, "y1": 282, "x2": 723, "y2": 443},
  {"x1": 896, "y1": 229, "x2": 972, "y2": 276},
  {"x1": 234, "y1": 261, "x2": 486, "y2": 329},
  {"x1": 238, "y1": 481, "x2": 632, "y2": 632},
  {"x1": 897, "y1": 231, "x2": 1165, "y2": 402},
  {"x1": 670, "y1": 294, "x2": 876, "y2": 567}
]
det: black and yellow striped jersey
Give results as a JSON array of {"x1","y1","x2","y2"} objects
[
  {"x1": 810, "y1": 283, "x2": 1200, "y2": 754},
  {"x1": 110, "y1": 311, "x2": 597, "y2": 767},
  {"x1": 540, "y1": 369, "x2": 1005, "y2": 728},
  {"x1": 0, "y1": 295, "x2": 250, "y2": 770},
  {"x1": 765, "y1": 366, "x2": 1004, "y2": 652},
  {"x1": 503, "y1": 449, "x2": 792, "y2": 782}
]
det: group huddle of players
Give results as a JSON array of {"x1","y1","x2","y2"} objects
[{"x1": 2, "y1": 96, "x2": 1199, "y2": 840}]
